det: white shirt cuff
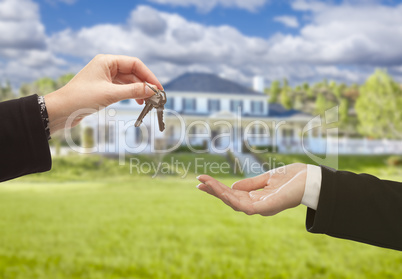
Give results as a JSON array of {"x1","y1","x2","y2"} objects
[{"x1": 301, "y1": 164, "x2": 322, "y2": 210}]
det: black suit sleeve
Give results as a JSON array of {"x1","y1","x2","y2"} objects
[
  {"x1": 306, "y1": 165, "x2": 402, "y2": 251},
  {"x1": 0, "y1": 95, "x2": 52, "y2": 182}
]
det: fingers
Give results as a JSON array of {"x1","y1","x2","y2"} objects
[
  {"x1": 113, "y1": 73, "x2": 142, "y2": 85},
  {"x1": 196, "y1": 183, "x2": 217, "y2": 197},
  {"x1": 197, "y1": 175, "x2": 231, "y2": 199},
  {"x1": 104, "y1": 55, "x2": 163, "y2": 90},
  {"x1": 111, "y1": 82, "x2": 156, "y2": 102},
  {"x1": 197, "y1": 175, "x2": 241, "y2": 210},
  {"x1": 197, "y1": 175, "x2": 260, "y2": 215},
  {"x1": 231, "y1": 171, "x2": 272, "y2": 192},
  {"x1": 97, "y1": 55, "x2": 163, "y2": 104},
  {"x1": 112, "y1": 73, "x2": 146, "y2": 105}
]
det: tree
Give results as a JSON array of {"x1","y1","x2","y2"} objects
[
  {"x1": 280, "y1": 86, "x2": 292, "y2": 109},
  {"x1": 268, "y1": 80, "x2": 281, "y2": 103},
  {"x1": 314, "y1": 93, "x2": 327, "y2": 115},
  {"x1": 19, "y1": 83, "x2": 34, "y2": 97},
  {"x1": 293, "y1": 93, "x2": 304, "y2": 110},
  {"x1": 332, "y1": 83, "x2": 345, "y2": 100},
  {"x1": 343, "y1": 84, "x2": 359, "y2": 101},
  {"x1": 0, "y1": 80, "x2": 14, "y2": 101},
  {"x1": 339, "y1": 98, "x2": 349, "y2": 125},
  {"x1": 302, "y1": 82, "x2": 309, "y2": 92},
  {"x1": 57, "y1": 73, "x2": 75, "y2": 89},
  {"x1": 282, "y1": 78, "x2": 289, "y2": 89},
  {"x1": 34, "y1": 77, "x2": 56, "y2": 95},
  {"x1": 355, "y1": 69, "x2": 402, "y2": 139},
  {"x1": 306, "y1": 87, "x2": 314, "y2": 99}
]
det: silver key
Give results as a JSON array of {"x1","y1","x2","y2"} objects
[
  {"x1": 134, "y1": 102, "x2": 153, "y2": 128},
  {"x1": 157, "y1": 105, "x2": 165, "y2": 132},
  {"x1": 135, "y1": 82, "x2": 167, "y2": 132}
]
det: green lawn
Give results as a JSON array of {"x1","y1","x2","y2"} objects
[{"x1": 0, "y1": 154, "x2": 401, "y2": 278}]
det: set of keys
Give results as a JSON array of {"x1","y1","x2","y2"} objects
[{"x1": 134, "y1": 82, "x2": 167, "y2": 132}]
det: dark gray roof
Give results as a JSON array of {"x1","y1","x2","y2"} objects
[
  {"x1": 164, "y1": 72, "x2": 264, "y2": 96},
  {"x1": 268, "y1": 103, "x2": 310, "y2": 117},
  {"x1": 163, "y1": 72, "x2": 309, "y2": 118}
]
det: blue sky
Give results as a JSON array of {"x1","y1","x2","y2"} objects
[
  {"x1": 38, "y1": 0, "x2": 300, "y2": 38},
  {"x1": 1, "y1": 0, "x2": 402, "y2": 88}
]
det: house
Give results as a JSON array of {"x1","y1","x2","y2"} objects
[{"x1": 80, "y1": 73, "x2": 315, "y2": 155}]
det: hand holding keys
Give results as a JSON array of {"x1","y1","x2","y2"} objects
[{"x1": 135, "y1": 82, "x2": 167, "y2": 132}]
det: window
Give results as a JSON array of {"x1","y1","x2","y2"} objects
[
  {"x1": 183, "y1": 98, "x2": 196, "y2": 111},
  {"x1": 230, "y1": 100, "x2": 243, "y2": 112},
  {"x1": 169, "y1": 126, "x2": 175, "y2": 139},
  {"x1": 135, "y1": 128, "x2": 143, "y2": 143},
  {"x1": 252, "y1": 125, "x2": 259, "y2": 134},
  {"x1": 208, "y1": 99, "x2": 220, "y2": 112},
  {"x1": 251, "y1": 101, "x2": 264, "y2": 115},
  {"x1": 106, "y1": 123, "x2": 115, "y2": 144},
  {"x1": 282, "y1": 129, "x2": 294, "y2": 138},
  {"x1": 165, "y1": 98, "x2": 174, "y2": 110},
  {"x1": 120, "y1": 99, "x2": 130, "y2": 104}
]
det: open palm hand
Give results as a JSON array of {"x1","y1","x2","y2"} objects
[{"x1": 197, "y1": 163, "x2": 307, "y2": 216}]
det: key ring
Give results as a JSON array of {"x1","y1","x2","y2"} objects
[{"x1": 145, "y1": 81, "x2": 160, "y2": 95}]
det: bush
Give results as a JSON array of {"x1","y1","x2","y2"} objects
[
  {"x1": 386, "y1": 156, "x2": 402, "y2": 166},
  {"x1": 82, "y1": 127, "x2": 94, "y2": 148},
  {"x1": 171, "y1": 144, "x2": 207, "y2": 153},
  {"x1": 243, "y1": 144, "x2": 277, "y2": 153},
  {"x1": 251, "y1": 145, "x2": 277, "y2": 153}
]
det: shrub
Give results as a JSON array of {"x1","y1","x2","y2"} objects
[
  {"x1": 171, "y1": 144, "x2": 207, "y2": 153},
  {"x1": 386, "y1": 155, "x2": 402, "y2": 166},
  {"x1": 243, "y1": 144, "x2": 277, "y2": 153}
]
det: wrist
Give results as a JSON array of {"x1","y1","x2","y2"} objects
[
  {"x1": 295, "y1": 164, "x2": 308, "y2": 206},
  {"x1": 44, "y1": 87, "x2": 72, "y2": 134}
]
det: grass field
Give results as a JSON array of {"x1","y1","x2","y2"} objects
[{"x1": 0, "y1": 154, "x2": 401, "y2": 278}]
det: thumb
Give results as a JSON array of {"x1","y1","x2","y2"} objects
[{"x1": 111, "y1": 82, "x2": 156, "y2": 102}]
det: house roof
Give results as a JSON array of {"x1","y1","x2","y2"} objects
[
  {"x1": 268, "y1": 103, "x2": 310, "y2": 118},
  {"x1": 164, "y1": 72, "x2": 264, "y2": 96},
  {"x1": 163, "y1": 73, "x2": 309, "y2": 118}
]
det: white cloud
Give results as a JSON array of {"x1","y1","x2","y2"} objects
[
  {"x1": 49, "y1": 6, "x2": 272, "y2": 74},
  {"x1": 128, "y1": 5, "x2": 167, "y2": 36},
  {"x1": 0, "y1": 0, "x2": 47, "y2": 50},
  {"x1": 291, "y1": 0, "x2": 327, "y2": 12},
  {"x1": 0, "y1": 0, "x2": 68, "y2": 86},
  {"x1": 0, "y1": 0, "x2": 39, "y2": 20},
  {"x1": 2, "y1": 1, "x2": 402, "y2": 88},
  {"x1": 284, "y1": 0, "x2": 402, "y2": 66},
  {"x1": 147, "y1": 0, "x2": 268, "y2": 12},
  {"x1": 273, "y1": 15, "x2": 299, "y2": 28},
  {"x1": 47, "y1": 4, "x2": 380, "y2": 86}
]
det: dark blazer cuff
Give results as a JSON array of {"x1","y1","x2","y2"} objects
[
  {"x1": 23, "y1": 94, "x2": 52, "y2": 174},
  {"x1": 305, "y1": 165, "x2": 337, "y2": 234}
]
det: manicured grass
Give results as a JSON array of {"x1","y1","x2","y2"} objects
[
  {"x1": 19, "y1": 153, "x2": 241, "y2": 183},
  {"x1": 0, "y1": 154, "x2": 401, "y2": 278}
]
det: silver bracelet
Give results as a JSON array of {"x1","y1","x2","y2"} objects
[{"x1": 37, "y1": 96, "x2": 51, "y2": 140}]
